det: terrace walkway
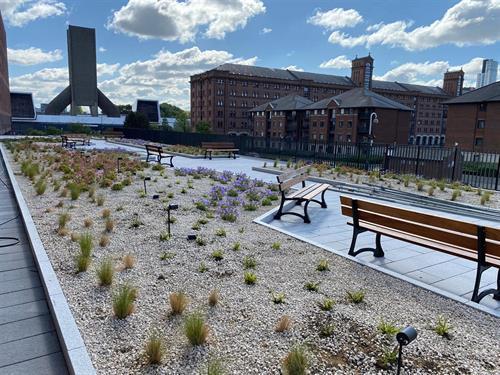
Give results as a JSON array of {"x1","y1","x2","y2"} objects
[
  {"x1": 0, "y1": 153, "x2": 69, "y2": 374},
  {"x1": 87, "y1": 139, "x2": 500, "y2": 316}
]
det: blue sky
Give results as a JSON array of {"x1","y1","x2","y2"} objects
[{"x1": 2, "y1": 0, "x2": 500, "y2": 109}]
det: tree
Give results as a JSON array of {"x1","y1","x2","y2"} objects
[
  {"x1": 118, "y1": 104, "x2": 132, "y2": 115},
  {"x1": 160, "y1": 102, "x2": 187, "y2": 119},
  {"x1": 196, "y1": 121, "x2": 211, "y2": 134},
  {"x1": 173, "y1": 111, "x2": 189, "y2": 132},
  {"x1": 124, "y1": 112, "x2": 150, "y2": 129}
]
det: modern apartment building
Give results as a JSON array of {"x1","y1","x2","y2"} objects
[
  {"x1": 190, "y1": 55, "x2": 463, "y2": 145},
  {"x1": 445, "y1": 81, "x2": 500, "y2": 151},
  {"x1": 476, "y1": 59, "x2": 498, "y2": 89},
  {"x1": 0, "y1": 10, "x2": 11, "y2": 134}
]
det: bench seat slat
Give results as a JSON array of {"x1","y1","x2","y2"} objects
[
  {"x1": 287, "y1": 183, "x2": 320, "y2": 199},
  {"x1": 302, "y1": 184, "x2": 329, "y2": 201}
]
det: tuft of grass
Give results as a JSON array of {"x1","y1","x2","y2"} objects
[
  {"x1": 304, "y1": 281, "x2": 319, "y2": 292},
  {"x1": 169, "y1": 292, "x2": 188, "y2": 315},
  {"x1": 160, "y1": 252, "x2": 175, "y2": 261},
  {"x1": 416, "y1": 180, "x2": 424, "y2": 191},
  {"x1": 70, "y1": 232, "x2": 80, "y2": 242},
  {"x1": 68, "y1": 183, "x2": 81, "y2": 200},
  {"x1": 144, "y1": 331, "x2": 164, "y2": 365},
  {"x1": 99, "y1": 234, "x2": 110, "y2": 247},
  {"x1": 316, "y1": 259, "x2": 329, "y2": 271},
  {"x1": 272, "y1": 292, "x2": 286, "y2": 304},
  {"x1": 75, "y1": 253, "x2": 91, "y2": 273},
  {"x1": 198, "y1": 262, "x2": 208, "y2": 273},
  {"x1": 83, "y1": 218, "x2": 93, "y2": 228},
  {"x1": 122, "y1": 254, "x2": 135, "y2": 269},
  {"x1": 196, "y1": 236, "x2": 207, "y2": 246},
  {"x1": 271, "y1": 241, "x2": 281, "y2": 250},
  {"x1": 480, "y1": 191, "x2": 492, "y2": 205},
  {"x1": 275, "y1": 315, "x2": 292, "y2": 332},
  {"x1": 319, "y1": 323, "x2": 335, "y2": 337},
  {"x1": 215, "y1": 228, "x2": 226, "y2": 237},
  {"x1": 58, "y1": 212, "x2": 71, "y2": 229},
  {"x1": 159, "y1": 231, "x2": 171, "y2": 241},
  {"x1": 113, "y1": 284, "x2": 137, "y2": 319},
  {"x1": 232, "y1": 242, "x2": 241, "y2": 251},
  {"x1": 102, "y1": 208, "x2": 111, "y2": 218},
  {"x1": 319, "y1": 298, "x2": 335, "y2": 311},
  {"x1": 434, "y1": 315, "x2": 452, "y2": 338},
  {"x1": 377, "y1": 319, "x2": 400, "y2": 336},
  {"x1": 347, "y1": 290, "x2": 365, "y2": 304},
  {"x1": 211, "y1": 250, "x2": 224, "y2": 261},
  {"x1": 208, "y1": 289, "x2": 219, "y2": 307},
  {"x1": 96, "y1": 194, "x2": 105, "y2": 206},
  {"x1": 244, "y1": 271, "x2": 257, "y2": 285},
  {"x1": 130, "y1": 214, "x2": 143, "y2": 228},
  {"x1": 35, "y1": 179, "x2": 47, "y2": 195},
  {"x1": 79, "y1": 233, "x2": 93, "y2": 257},
  {"x1": 206, "y1": 359, "x2": 225, "y2": 375},
  {"x1": 451, "y1": 189, "x2": 460, "y2": 201},
  {"x1": 96, "y1": 258, "x2": 114, "y2": 286},
  {"x1": 105, "y1": 218, "x2": 115, "y2": 233},
  {"x1": 243, "y1": 256, "x2": 257, "y2": 269},
  {"x1": 427, "y1": 187, "x2": 435, "y2": 196},
  {"x1": 376, "y1": 347, "x2": 398, "y2": 369},
  {"x1": 282, "y1": 345, "x2": 308, "y2": 375},
  {"x1": 184, "y1": 312, "x2": 209, "y2": 346}
]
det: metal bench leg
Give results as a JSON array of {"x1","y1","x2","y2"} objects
[
  {"x1": 348, "y1": 228, "x2": 360, "y2": 256},
  {"x1": 204, "y1": 150, "x2": 208, "y2": 159},
  {"x1": 320, "y1": 189, "x2": 328, "y2": 208},
  {"x1": 494, "y1": 269, "x2": 500, "y2": 301},
  {"x1": 233, "y1": 152, "x2": 237, "y2": 159},
  {"x1": 146, "y1": 153, "x2": 150, "y2": 162},
  {"x1": 274, "y1": 193, "x2": 286, "y2": 220},
  {"x1": 209, "y1": 151, "x2": 212, "y2": 160},
  {"x1": 374, "y1": 233, "x2": 384, "y2": 257},
  {"x1": 169, "y1": 156, "x2": 174, "y2": 168},
  {"x1": 471, "y1": 264, "x2": 490, "y2": 302},
  {"x1": 303, "y1": 200, "x2": 311, "y2": 224}
]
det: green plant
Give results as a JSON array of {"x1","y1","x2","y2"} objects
[
  {"x1": 316, "y1": 259, "x2": 329, "y2": 271},
  {"x1": 481, "y1": 191, "x2": 492, "y2": 205},
  {"x1": 102, "y1": 208, "x2": 111, "y2": 218},
  {"x1": 261, "y1": 197, "x2": 272, "y2": 206},
  {"x1": 99, "y1": 234, "x2": 110, "y2": 247},
  {"x1": 347, "y1": 290, "x2": 365, "y2": 303},
  {"x1": 96, "y1": 258, "x2": 114, "y2": 286},
  {"x1": 427, "y1": 187, "x2": 434, "y2": 196},
  {"x1": 58, "y1": 212, "x2": 71, "y2": 229},
  {"x1": 272, "y1": 292, "x2": 286, "y2": 304},
  {"x1": 211, "y1": 250, "x2": 224, "y2": 261},
  {"x1": 377, "y1": 319, "x2": 400, "y2": 336},
  {"x1": 191, "y1": 222, "x2": 201, "y2": 230},
  {"x1": 319, "y1": 323, "x2": 335, "y2": 337},
  {"x1": 169, "y1": 292, "x2": 188, "y2": 315},
  {"x1": 123, "y1": 254, "x2": 135, "y2": 269},
  {"x1": 275, "y1": 315, "x2": 292, "y2": 332},
  {"x1": 232, "y1": 242, "x2": 241, "y2": 251},
  {"x1": 438, "y1": 180, "x2": 446, "y2": 191},
  {"x1": 35, "y1": 179, "x2": 47, "y2": 195},
  {"x1": 184, "y1": 312, "x2": 209, "y2": 345},
  {"x1": 113, "y1": 285, "x2": 137, "y2": 319},
  {"x1": 282, "y1": 345, "x2": 308, "y2": 375},
  {"x1": 79, "y1": 232, "x2": 93, "y2": 258},
  {"x1": 376, "y1": 347, "x2": 398, "y2": 369},
  {"x1": 130, "y1": 214, "x2": 143, "y2": 228},
  {"x1": 273, "y1": 158, "x2": 279, "y2": 168},
  {"x1": 272, "y1": 242, "x2": 281, "y2": 250},
  {"x1": 75, "y1": 253, "x2": 91, "y2": 273},
  {"x1": 206, "y1": 358, "x2": 225, "y2": 375},
  {"x1": 160, "y1": 252, "x2": 175, "y2": 261},
  {"x1": 319, "y1": 298, "x2": 335, "y2": 311},
  {"x1": 243, "y1": 256, "x2": 256, "y2": 269},
  {"x1": 68, "y1": 183, "x2": 81, "y2": 200},
  {"x1": 198, "y1": 262, "x2": 208, "y2": 273},
  {"x1": 159, "y1": 231, "x2": 171, "y2": 241},
  {"x1": 215, "y1": 228, "x2": 226, "y2": 237},
  {"x1": 434, "y1": 315, "x2": 452, "y2": 338},
  {"x1": 305, "y1": 281, "x2": 319, "y2": 292},
  {"x1": 145, "y1": 331, "x2": 165, "y2": 365},
  {"x1": 416, "y1": 180, "x2": 424, "y2": 191},
  {"x1": 208, "y1": 289, "x2": 219, "y2": 306},
  {"x1": 244, "y1": 271, "x2": 257, "y2": 285},
  {"x1": 96, "y1": 194, "x2": 105, "y2": 206},
  {"x1": 105, "y1": 218, "x2": 115, "y2": 233},
  {"x1": 451, "y1": 189, "x2": 460, "y2": 201},
  {"x1": 111, "y1": 183, "x2": 123, "y2": 191},
  {"x1": 196, "y1": 236, "x2": 207, "y2": 246}
]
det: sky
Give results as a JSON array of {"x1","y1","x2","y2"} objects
[{"x1": 1, "y1": 0, "x2": 500, "y2": 110}]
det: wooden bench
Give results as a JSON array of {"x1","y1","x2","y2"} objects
[
  {"x1": 274, "y1": 167, "x2": 329, "y2": 223},
  {"x1": 60, "y1": 135, "x2": 76, "y2": 149},
  {"x1": 65, "y1": 134, "x2": 90, "y2": 146},
  {"x1": 201, "y1": 142, "x2": 239, "y2": 160},
  {"x1": 102, "y1": 130, "x2": 123, "y2": 140},
  {"x1": 339, "y1": 195, "x2": 500, "y2": 303},
  {"x1": 145, "y1": 144, "x2": 175, "y2": 167}
]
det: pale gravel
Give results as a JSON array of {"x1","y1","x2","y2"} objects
[{"x1": 6, "y1": 147, "x2": 500, "y2": 375}]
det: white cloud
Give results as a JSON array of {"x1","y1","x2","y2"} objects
[
  {"x1": 7, "y1": 47, "x2": 63, "y2": 65},
  {"x1": 0, "y1": 0, "x2": 66, "y2": 27},
  {"x1": 99, "y1": 47, "x2": 107, "y2": 53},
  {"x1": 374, "y1": 57, "x2": 486, "y2": 87},
  {"x1": 107, "y1": 0, "x2": 266, "y2": 43},
  {"x1": 321, "y1": 0, "x2": 500, "y2": 51},
  {"x1": 282, "y1": 65, "x2": 304, "y2": 71},
  {"x1": 260, "y1": 27, "x2": 272, "y2": 34},
  {"x1": 307, "y1": 8, "x2": 363, "y2": 30},
  {"x1": 319, "y1": 55, "x2": 351, "y2": 69},
  {"x1": 9, "y1": 47, "x2": 257, "y2": 110}
]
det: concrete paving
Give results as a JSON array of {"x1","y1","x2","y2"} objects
[{"x1": 83, "y1": 139, "x2": 500, "y2": 315}]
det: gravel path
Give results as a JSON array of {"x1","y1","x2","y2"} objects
[{"x1": 6, "y1": 146, "x2": 500, "y2": 375}]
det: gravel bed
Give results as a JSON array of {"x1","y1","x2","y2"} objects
[{"x1": 6, "y1": 146, "x2": 500, "y2": 375}]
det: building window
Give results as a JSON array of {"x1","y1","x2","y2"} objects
[
  {"x1": 475, "y1": 137, "x2": 484, "y2": 146},
  {"x1": 477, "y1": 120, "x2": 485, "y2": 129},
  {"x1": 347, "y1": 121, "x2": 352, "y2": 128},
  {"x1": 339, "y1": 121, "x2": 343, "y2": 128},
  {"x1": 479, "y1": 103, "x2": 487, "y2": 111}
]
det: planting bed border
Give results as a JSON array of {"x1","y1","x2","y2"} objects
[{"x1": 0, "y1": 144, "x2": 95, "y2": 375}]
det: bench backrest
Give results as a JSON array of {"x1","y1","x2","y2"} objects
[
  {"x1": 201, "y1": 142, "x2": 235, "y2": 149},
  {"x1": 145, "y1": 144, "x2": 163, "y2": 152},
  {"x1": 276, "y1": 166, "x2": 308, "y2": 191},
  {"x1": 339, "y1": 195, "x2": 500, "y2": 263}
]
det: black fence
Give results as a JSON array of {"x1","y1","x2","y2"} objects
[{"x1": 123, "y1": 128, "x2": 500, "y2": 190}]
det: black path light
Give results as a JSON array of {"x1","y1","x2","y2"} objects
[
  {"x1": 396, "y1": 326, "x2": 418, "y2": 375},
  {"x1": 167, "y1": 204, "x2": 178, "y2": 237},
  {"x1": 143, "y1": 176, "x2": 151, "y2": 195},
  {"x1": 117, "y1": 157, "x2": 123, "y2": 173}
]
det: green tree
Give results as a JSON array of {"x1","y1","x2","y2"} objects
[
  {"x1": 160, "y1": 102, "x2": 187, "y2": 119},
  {"x1": 124, "y1": 112, "x2": 150, "y2": 129},
  {"x1": 118, "y1": 104, "x2": 132, "y2": 115},
  {"x1": 173, "y1": 111, "x2": 189, "y2": 132},
  {"x1": 195, "y1": 121, "x2": 211, "y2": 134}
]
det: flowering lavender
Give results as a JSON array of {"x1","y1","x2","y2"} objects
[
  {"x1": 209, "y1": 185, "x2": 227, "y2": 202},
  {"x1": 217, "y1": 200, "x2": 239, "y2": 222}
]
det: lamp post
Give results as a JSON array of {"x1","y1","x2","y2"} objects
[
  {"x1": 143, "y1": 177, "x2": 151, "y2": 195},
  {"x1": 167, "y1": 204, "x2": 178, "y2": 237},
  {"x1": 117, "y1": 157, "x2": 123, "y2": 173},
  {"x1": 368, "y1": 112, "x2": 379, "y2": 146},
  {"x1": 396, "y1": 326, "x2": 418, "y2": 375}
]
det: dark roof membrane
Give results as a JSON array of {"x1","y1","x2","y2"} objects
[{"x1": 444, "y1": 81, "x2": 500, "y2": 104}]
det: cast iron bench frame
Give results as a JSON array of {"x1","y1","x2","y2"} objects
[
  {"x1": 201, "y1": 142, "x2": 239, "y2": 160},
  {"x1": 145, "y1": 144, "x2": 175, "y2": 167}
]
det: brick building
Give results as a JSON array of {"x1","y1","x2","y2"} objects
[
  {"x1": 190, "y1": 55, "x2": 462, "y2": 145},
  {"x1": 251, "y1": 88, "x2": 411, "y2": 144},
  {"x1": 0, "y1": 10, "x2": 11, "y2": 134},
  {"x1": 444, "y1": 81, "x2": 500, "y2": 151}
]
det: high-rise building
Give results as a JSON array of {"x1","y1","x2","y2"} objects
[
  {"x1": 476, "y1": 59, "x2": 498, "y2": 88},
  {"x1": 0, "y1": 10, "x2": 11, "y2": 134}
]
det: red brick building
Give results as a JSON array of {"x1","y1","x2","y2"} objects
[
  {"x1": 251, "y1": 88, "x2": 412, "y2": 144},
  {"x1": 444, "y1": 81, "x2": 500, "y2": 151},
  {"x1": 0, "y1": 10, "x2": 11, "y2": 134},
  {"x1": 190, "y1": 55, "x2": 462, "y2": 145}
]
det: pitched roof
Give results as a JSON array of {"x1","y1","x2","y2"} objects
[
  {"x1": 250, "y1": 95, "x2": 313, "y2": 112},
  {"x1": 214, "y1": 63, "x2": 297, "y2": 81},
  {"x1": 304, "y1": 88, "x2": 412, "y2": 111},
  {"x1": 444, "y1": 81, "x2": 500, "y2": 104}
]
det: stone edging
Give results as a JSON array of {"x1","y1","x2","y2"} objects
[{"x1": 0, "y1": 144, "x2": 96, "y2": 375}]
